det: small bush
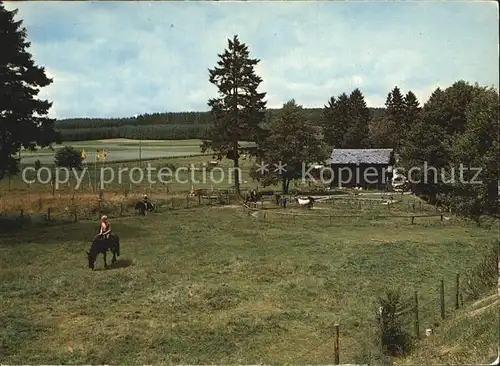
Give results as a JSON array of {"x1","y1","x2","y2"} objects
[{"x1": 375, "y1": 288, "x2": 414, "y2": 357}]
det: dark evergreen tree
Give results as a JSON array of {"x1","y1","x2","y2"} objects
[
  {"x1": 321, "y1": 96, "x2": 336, "y2": 148},
  {"x1": 201, "y1": 35, "x2": 267, "y2": 195},
  {"x1": 384, "y1": 86, "x2": 406, "y2": 150},
  {"x1": 321, "y1": 93, "x2": 351, "y2": 148},
  {"x1": 343, "y1": 88, "x2": 370, "y2": 148},
  {"x1": 0, "y1": 3, "x2": 59, "y2": 179},
  {"x1": 334, "y1": 93, "x2": 352, "y2": 147},
  {"x1": 403, "y1": 91, "x2": 421, "y2": 128}
]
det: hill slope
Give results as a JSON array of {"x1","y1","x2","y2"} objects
[{"x1": 398, "y1": 291, "x2": 499, "y2": 365}]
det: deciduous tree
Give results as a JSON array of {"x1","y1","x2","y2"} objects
[
  {"x1": 54, "y1": 146, "x2": 83, "y2": 170},
  {"x1": 250, "y1": 99, "x2": 328, "y2": 193},
  {"x1": 401, "y1": 81, "x2": 499, "y2": 222}
]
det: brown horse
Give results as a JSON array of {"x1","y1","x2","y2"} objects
[
  {"x1": 87, "y1": 234, "x2": 120, "y2": 270},
  {"x1": 244, "y1": 190, "x2": 263, "y2": 207}
]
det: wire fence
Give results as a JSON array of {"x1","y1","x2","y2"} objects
[
  {"x1": 0, "y1": 187, "x2": 497, "y2": 363},
  {"x1": 300, "y1": 243, "x2": 498, "y2": 364},
  {"x1": 0, "y1": 190, "x2": 237, "y2": 226},
  {"x1": 0, "y1": 189, "x2": 454, "y2": 232}
]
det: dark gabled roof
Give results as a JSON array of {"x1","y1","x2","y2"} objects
[{"x1": 330, "y1": 148, "x2": 394, "y2": 165}]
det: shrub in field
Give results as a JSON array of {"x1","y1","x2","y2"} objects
[
  {"x1": 54, "y1": 146, "x2": 83, "y2": 170},
  {"x1": 376, "y1": 288, "x2": 414, "y2": 357}
]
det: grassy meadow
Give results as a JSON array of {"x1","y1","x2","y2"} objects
[
  {"x1": 1, "y1": 139, "x2": 498, "y2": 364},
  {"x1": 1, "y1": 204, "x2": 498, "y2": 364},
  {"x1": 18, "y1": 138, "x2": 256, "y2": 165}
]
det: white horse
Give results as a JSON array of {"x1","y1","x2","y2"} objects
[{"x1": 297, "y1": 196, "x2": 315, "y2": 209}]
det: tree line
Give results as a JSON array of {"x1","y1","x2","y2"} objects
[
  {"x1": 1, "y1": 4, "x2": 497, "y2": 223},
  {"x1": 58, "y1": 123, "x2": 212, "y2": 141},
  {"x1": 54, "y1": 108, "x2": 386, "y2": 142},
  {"x1": 202, "y1": 35, "x2": 498, "y2": 222}
]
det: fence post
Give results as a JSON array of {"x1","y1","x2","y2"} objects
[
  {"x1": 186, "y1": 195, "x2": 189, "y2": 208},
  {"x1": 47, "y1": 207, "x2": 51, "y2": 221},
  {"x1": 455, "y1": 273, "x2": 460, "y2": 310},
  {"x1": 411, "y1": 216, "x2": 415, "y2": 225},
  {"x1": 293, "y1": 214, "x2": 295, "y2": 224},
  {"x1": 334, "y1": 324, "x2": 340, "y2": 364},
  {"x1": 198, "y1": 194, "x2": 201, "y2": 205},
  {"x1": 171, "y1": 196, "x2": 174, "y2": 209},
  {"x1": 440, "y1": 279, "x2": 445, "y2": 319},
  {"x1": 414, "y1": 290, "x2": 419, "y2": 339},
  {"x1": 440, "y1": 214, "x2": 443, "y2": 221},
  {"x1": 120, "y1": 202, "x2": 123, "y2": 216}
]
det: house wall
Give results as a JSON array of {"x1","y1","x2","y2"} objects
[{"x1": 330, "y1": 163, "x2": 391, "y2": 189}]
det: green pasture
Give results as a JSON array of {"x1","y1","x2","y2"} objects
[
  {"x1": 1, "y1": 140, "x2": 497, "y2": 364},
  {"x1": 0, "y1": 203, "x2": 497, "y2": 364},
  {"x1": 18, "y1": 139, "x2": 258, "y2": 165},
  {"x1": 4, "y1": 142, "x2": 264, "y2": 195},
  {"x1": 3, "y1": 154, "x2": 289, "y2": 196}
]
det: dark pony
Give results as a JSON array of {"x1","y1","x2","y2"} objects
[
  {"x1": 87, "y1": 234, "x2": 120, "y2": 270},
  {"x1": 135, "y1": 200, "x2": 154, "y2": 215},
  {"x1": 244, "y1": 191, "x2": 263, "y2": 206}
]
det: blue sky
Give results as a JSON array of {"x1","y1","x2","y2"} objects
[{"x1": 5, "y1": 1, "x2": 499, "y2": 119}]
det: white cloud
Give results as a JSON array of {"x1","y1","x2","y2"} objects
[{"x1": 4, "y1": 1, "x2": 498, "y2": 119}]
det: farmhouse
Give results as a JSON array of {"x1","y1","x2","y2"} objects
[{"x1": 329, "y1": 148, "x2": 396, "y2": 189}]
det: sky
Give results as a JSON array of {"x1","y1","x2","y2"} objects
[{"x1": 4, "y1": 0, "x2": 499, "y2": 120}]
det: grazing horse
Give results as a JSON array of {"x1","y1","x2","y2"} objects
[
  {"x1": 135, "y1": 200, "x2": 154, "y2": 215},
  {"x1": 244, "y1": 190, "x2": 263, "y2": 207},
  {"x1": 87, "y1": 234, "x2": 120, "y2": 270},
  {"x1": 297, "y1": 196, "x2": 315, "y2": 209},
  {"x1": 190, "y1": 188, "x2": 207, "y2": 197}
]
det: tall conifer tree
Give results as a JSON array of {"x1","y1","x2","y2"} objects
[
  {"x1": 202, "y1": 35, "x2": 267, "y2": 195},
  {"x1": 0, "y1": 3, "x2": 59, "y2": 179}
]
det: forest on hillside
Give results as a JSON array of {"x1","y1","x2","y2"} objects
[{"x1": 54, "y1": 108, "x2": 387, "y2": 142}]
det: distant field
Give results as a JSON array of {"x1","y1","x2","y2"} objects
[{"x1": 19, "y1": 139, "x2": 257, "y2": 165}]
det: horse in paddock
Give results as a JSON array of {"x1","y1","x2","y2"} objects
[
  {"x1": 87, "y1": 234, "x2": 120, "y2": 270},
  {"x1": 297, "y1": 196, "x2": 315, "y2": 209},
  {"x1": 244, "y1": 190, "x2": 263, "y2": 208},
  {"x1": 190, "y1": 188, "x2": 207, "y2": 197},
  {"x1": 135, "y1": 200, "x2": 154, "y2": 216}
]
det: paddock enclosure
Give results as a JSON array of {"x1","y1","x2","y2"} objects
[{"x1": 0, "y1": 198, "x2": 497, "y2": 364}]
